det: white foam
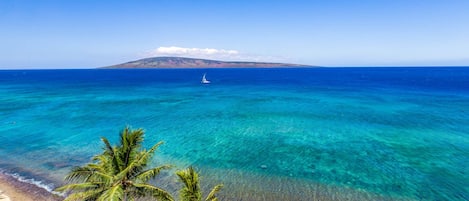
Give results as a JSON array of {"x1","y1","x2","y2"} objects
[
  {"x1": 0, "y1": 190, "x2": 12, "y2": 201},
  {"x1": 1, "y1": 170, "x2": 64, "y2": 196}
]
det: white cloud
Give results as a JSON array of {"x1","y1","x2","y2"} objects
[
  {"x1": 146, "y1": 46, "x2": 289, "y2": 62},
  {"x1": 148, "y1": 46, "x2": 238, "y2": 60}
]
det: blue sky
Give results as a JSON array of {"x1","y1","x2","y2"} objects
[{"x1": 0, "y1": 0, "x2": 468, "y2": 68}]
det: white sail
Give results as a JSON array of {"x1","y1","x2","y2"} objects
[{"x1": 201, "y1": 73, "x2": 211, "y2": 84}]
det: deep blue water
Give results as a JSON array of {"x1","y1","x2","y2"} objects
[{"x1": 0, "y1": 67, "x2": 468, "y2": 200}]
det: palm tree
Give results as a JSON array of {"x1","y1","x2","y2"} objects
[
  {"x1": 56, "y1": 127, "x2": 174, "y2": 201},
  {"x1": 176, "y1": 166, "x2": 223, "y2": 201}
]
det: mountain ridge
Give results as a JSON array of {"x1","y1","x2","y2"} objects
[{"x1": 102, "y1": 57, "x2": 312, "y2": 68}]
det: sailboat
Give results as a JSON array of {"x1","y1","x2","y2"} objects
[{"x1": 201, "y1": 73, "x2": 211, "y2": 84}]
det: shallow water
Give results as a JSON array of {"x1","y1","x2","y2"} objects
[{"x1": 0, "y1": 68, "x2": 468, "y2": 200}]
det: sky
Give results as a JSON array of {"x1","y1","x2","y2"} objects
[{"x1": 0, "y1": 0, "x2": 468, "y2": 69}]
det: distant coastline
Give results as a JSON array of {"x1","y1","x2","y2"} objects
[{"x1": 101, "y1": 57, "x2": 313, "y2": 69}]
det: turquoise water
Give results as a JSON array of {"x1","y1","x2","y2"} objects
[{"x1": 0, "y1": 68, "x2": 468, "y2": 200}]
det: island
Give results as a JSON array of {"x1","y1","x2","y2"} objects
[{"x1": 102, "y1": 57, "x2": 311, "y2": 68}]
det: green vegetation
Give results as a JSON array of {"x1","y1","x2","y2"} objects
[
  {"x1": 56, "y1": 126, "x2": 222, "y2": 201},
  {"x1": 176, "y1": 166, "x2": 223, "y2": 201}
]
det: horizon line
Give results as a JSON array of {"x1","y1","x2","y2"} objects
[{"x1": 1, "y1": 65, "x2": 469, "y2": 70}]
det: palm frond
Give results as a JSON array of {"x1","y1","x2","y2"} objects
[
  {"x1": 100, "y1": 137, "x2": 123, "y2": 174},
  {"x1": 132, "y1": 183, "x2": 175, "y2": 201},
  {"x1": 135, "y1": 141, "x2": 165, "y2": 168},
  {"x1": 177, "y1": 166, "x2": 202, "y2": 201},
  {"x1": 58, "y1": 126, "x2": 173, "y2": 201},
  {"x1": 87, "y1": 163, "x2": 106, "y2": 174},
  {"x1": 101, "y1": 137, "x2": 114, "y2": 156},
  {"x1": 64, "y1": 166, "x2": 96, "y2": 182},
  {"x1": 55, "y1": 182, "x2": 100, "y2": 192},
  {"x1": 90, "y1": 171, "x2": 114, "y2": 184},
  {"x1": 135, "y1": 164, "x2": 172, "y2": 183},
  {"x1": 115, "y1": 141, "x2": 164, "y2": 180},
  {"x1": 205, "y1": 184, "x2": 223, "y2": 201},
  {"x1": 138, "y1": 141, "x2": 164, "y2": 165},
  {"x1": 97, "y1": 185, "x2": 124, "y2": 201},
  {"x1": 62, "y1": 189, "x2": 103, "y2": 201},
  {"x1": 118, "y1": 127, "x2": 145, "y2": 174}
]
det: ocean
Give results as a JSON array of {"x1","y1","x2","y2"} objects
[{"x1": 0, "y1": 67, "x2": 468, "y2": 200}]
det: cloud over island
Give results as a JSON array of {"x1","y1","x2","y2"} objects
[{"x1": 147, "y1": 46, "x2": 288, "y2": 62}]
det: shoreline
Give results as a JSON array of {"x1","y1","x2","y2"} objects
[
  {"x1": 0, "y1": 165, "x2": 412, "y2": 201},
  {"x1": 0, "y1": 173, "x2": 61, "y2": 201}
]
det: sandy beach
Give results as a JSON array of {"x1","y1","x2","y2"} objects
[{"x1": 0, "y1": 173, "x2": 61, "y2": 201}]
